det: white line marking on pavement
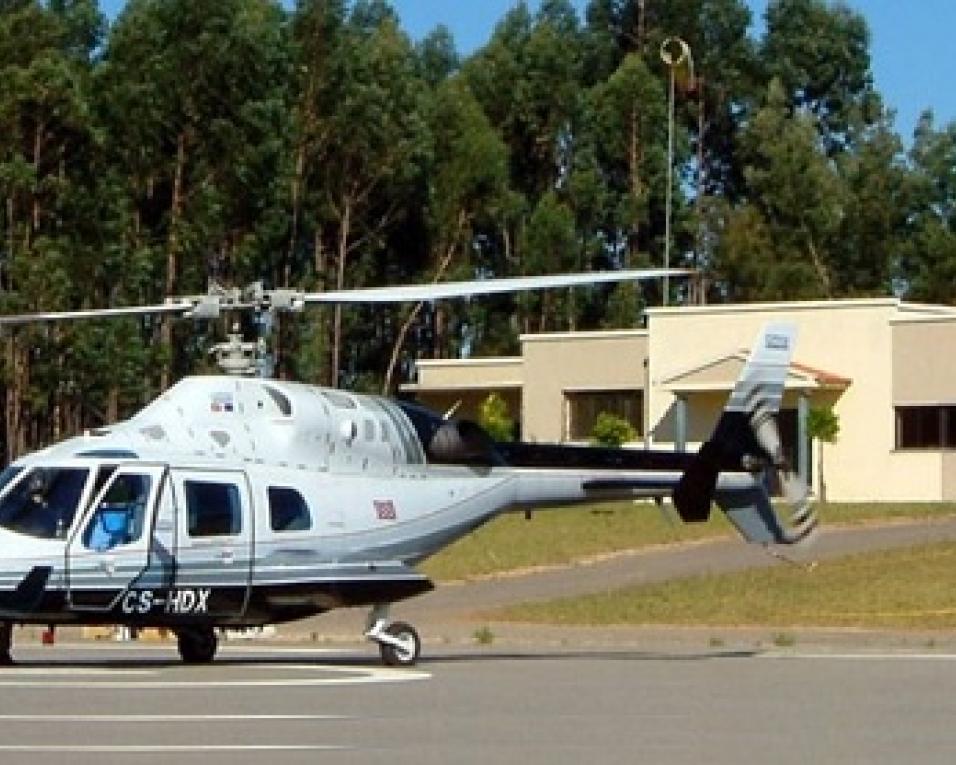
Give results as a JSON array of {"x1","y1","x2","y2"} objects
[
  {"x1": 0, "y1": 745, "x2": 347, "y2": 753},
  {"x1": 0, "y1": 663, "x2": 429, "y2": 688},
  {"x1": 0, "y1": 714, "x2": 348, "y2": 722}
]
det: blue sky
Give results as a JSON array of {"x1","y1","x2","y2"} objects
[
  {"x1": 98, "y1": 0, "x2": 955, "y2": 141},
  {"x1": 392, "y1": 0, "x2": 956, "y2": 142}
]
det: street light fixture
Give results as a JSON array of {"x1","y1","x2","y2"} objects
[{"x1": 659, "y1": 37, "x2": 694, "y2": 306}]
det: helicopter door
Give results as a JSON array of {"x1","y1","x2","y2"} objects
[
  {"x1": 169, "y1": 469, "x2": 254, "y2": 618},
  {"x1": 66, "y1": 465, "x2": 167, "y2": 612}
]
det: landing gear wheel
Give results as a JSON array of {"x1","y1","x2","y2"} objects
[
  {"x1": 0, "y1": 622, "x2": 12, "y2": 666},
  {"x1": 378, "y1": 621, "x2": 420, "y2": 667},
  {"x1": 176, "y1": 627, "x2": 218, "y2": 664}
]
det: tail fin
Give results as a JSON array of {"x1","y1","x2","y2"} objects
[{"x1": 672, "y1": 322, "x2": 817, "y2": 545}]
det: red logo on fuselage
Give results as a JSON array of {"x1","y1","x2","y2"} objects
[{"x1": 374, "y1": 500, "x2": 397, "y2": 520}]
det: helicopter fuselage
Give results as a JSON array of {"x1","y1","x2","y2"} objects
[{"x1": 0, "y1": 375, "x2": 699, "y2": 631}]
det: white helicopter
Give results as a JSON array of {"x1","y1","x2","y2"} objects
[{"x1": 0, "y1": 270, "x2": 815, "y2": 666}]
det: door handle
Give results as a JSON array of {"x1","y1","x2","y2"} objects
[
  {"x1": 219, "y1": 550, "x2": 235, "y2": 564},
  {"x1": 99, "y1": 557, "x2": 116, "y2": 576}
]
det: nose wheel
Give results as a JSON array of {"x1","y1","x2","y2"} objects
[{"x1": 365, "y1": 606, "x2": 421, "y2": 666}]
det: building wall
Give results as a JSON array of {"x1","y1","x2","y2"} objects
[
  {"x1": 404, "y1": 358, "x2": 523, "y2": 427},
  {"x1": 647, "y1": 299, "x2": 934, "y2": 502},
  {"x1": 406, "y1": 299, "x2": 956, "y2": 502},
  {"x1": 521, "y1": 331, "x2": 648, "y2": 443},
  {"x1": 892, "y1": 318, "x2": 956, "y2": 404},
  {"x1": 414, "y1": 358, "x2": 523, "y2": 390}
]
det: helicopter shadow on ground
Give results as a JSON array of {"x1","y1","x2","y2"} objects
[
  {"x1": 418, "y1": 648, "x2": 762, "y2": 665},
  {"x1": 3, "y1": 645, "x2": 763, "y2": 671}
]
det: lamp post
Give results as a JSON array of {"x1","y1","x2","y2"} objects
[{"x1": 659, "y1": 37, "x2": 693, "y2": 306}]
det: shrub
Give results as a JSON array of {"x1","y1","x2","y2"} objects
[
  {"x1": 478, "y1": 393, "x2": 515, "y2": 442},
  {"x1": 591, "y1": 412, "x2": 637, "y2": 447}
]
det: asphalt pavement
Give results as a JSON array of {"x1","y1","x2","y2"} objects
[{"x1": 2, "y1": 643, "x2": 956, "y2": 764}]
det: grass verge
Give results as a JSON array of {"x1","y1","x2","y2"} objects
[
  {"x1": 421, "y1": 501, "x2": 956, "y2": 583},
  {"x1": 489, "y1": 540, "x2": 956, "y2": 630},
  {"x1": 420, "y1": 501, "x2": 733, "y2": 582}
]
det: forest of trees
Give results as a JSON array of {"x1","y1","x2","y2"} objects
[{"x1": 1, "y1": 0, "x2": 955, "y2": 461}]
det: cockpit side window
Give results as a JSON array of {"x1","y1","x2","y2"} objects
[
  {"x1": 82, "y1": 474, "x2": 152, "y2": 552},
  {"x1": 0, "y1": 467, "x2": 89, "y2": 539}
]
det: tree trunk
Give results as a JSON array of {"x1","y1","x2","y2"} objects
[
  {"x1": 107, "y1": 385, "x2": 119, "y2": 423},
  {"x1": 636, "y1": 0, "x2": 647, "y2": 53},
  {"x1": 286, "y1": 142, "x2": 307, "y2": 288},
  {"x1": 4, "y1": 197, "x2": 12, "y2": 288},
  {"x1": 627, "y1": 103, "x2": 642, "y2": 267},
  {"x1": 382, "y1": 211, "x2": 467, "y2": 394},
  {"x1": 807, "y1": 235, "x2": 832, "y2": 297},
  {"x1": 32, "y1": 121, "x2": 44, "y2": 232},
  {"x1": 4, "y1": 336, "x2": 27, "y2": 460},
  {"x1": 161, "y1": 131, "x2": 188, "y2": 390},
  {"x1": 817, "y1": 442, "x2": 827, "y2": 504},
  {"x1": 331, "y1": 196, "x2": 352, "y2": 387}
]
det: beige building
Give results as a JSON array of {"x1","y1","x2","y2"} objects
[{"x1": 402, "y1": 298, "x2": 956, "y2": 502}]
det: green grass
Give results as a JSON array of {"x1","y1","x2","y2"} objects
[
  {"x1": 420, "y1": 501, "x2": 734, "y2": 582},
  {"x1": 420, "y1": 501, "x2": 956, "y2": 583},
  {"x1": 816, "y1": 502, "x2": 956, "y2": 526},
  {"x1": 490, "y1": 540, "x2": 956, "y2": 630}
]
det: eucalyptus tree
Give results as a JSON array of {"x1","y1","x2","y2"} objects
[
  {"x1": 297, "y1": 1, "x2": 428, "y2": 387},
  {"x1": 381, "y1": 77, "x2": 511, "y2": 390},
  {"x1": 712, "y1": 79, "x2": 843, "y2": 300},
  {"x1": 462, "y1": 2, "x2": 587, "y2": 342},
  {"x1": 898, "y1": 113, "x2": 956, "y2": 303},
  {"x1": 760, "y1": 0, "x2": 879, "y2": 155},
  {"x1": 416, "y1": 24, "x2": 458, "y2": 88},
  {"x1": 0, "y1": 0, "x2": 107, "y2": 459},
  {"x1": 97, "y1": 0, "x2": 292, "y2": 390},
  {"x1": 587, "y1": 53, "x2": 669, "y2": 268},
  {"x1": 832, "y1": 110, "x2": 909, "y2": 296}
]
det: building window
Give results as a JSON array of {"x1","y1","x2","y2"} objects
[
  {"x1": 896, "y1": 406, "x2": 956, "y2": 449},
  {"x1": 566, "y1": 390, "x2": 643, "y2": 441},
  {"x1": 268, "y1": 486, "x2": 312, "y2": 532}
]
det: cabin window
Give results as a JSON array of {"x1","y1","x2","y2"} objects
[
  {"x1": 268, "y1": 486, "x2": 312, "y2": 532},
  {"x1": 184, "y1": 480, "x2": 242, "y2": 537},
  {"x1": 82, "y1": 474, "x2": 152, "y2": 551},
  {"x1": 566, "y1": 390, "x2": 643, "y2": 441},
  {"x1": 0, "y1": 467, "x2": 89, "y2": 539},
  {"x1": 896, "y1": 406, "x2": 956, "y2": 449}
]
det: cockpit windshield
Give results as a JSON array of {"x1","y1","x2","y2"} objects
[
  {"x1": 0, "y1": 467, "x2": 89, "y2": 539},
  {"x1": 0, "y1": 466, "x2": 22, "y2": 496}
]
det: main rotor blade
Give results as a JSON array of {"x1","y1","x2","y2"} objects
[
  {"x1": 0, "y1": 301, "x2": 196, "y2": 327},
  {"x1": 300, "y1": 268, "x2": 691, "y2": 305}
]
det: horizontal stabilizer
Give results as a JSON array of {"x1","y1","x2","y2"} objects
[{"x1": 716, "y1": 485, "x2": 818, "y2": 545}]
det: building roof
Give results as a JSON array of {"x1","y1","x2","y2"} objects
[
  {"x1": 399, "y1": 380, "x2": 523, "y2": 393},
  {"x1": 647, "y1": 296, "x2": 956, "y2": 319},
  {"x1": 661, "y1": 351, "x2": 851, "y2": 394}
]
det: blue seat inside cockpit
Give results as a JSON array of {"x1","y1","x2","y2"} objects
[{"x1": 86, "y1": 505, "x2": 133, "y2": 551}]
